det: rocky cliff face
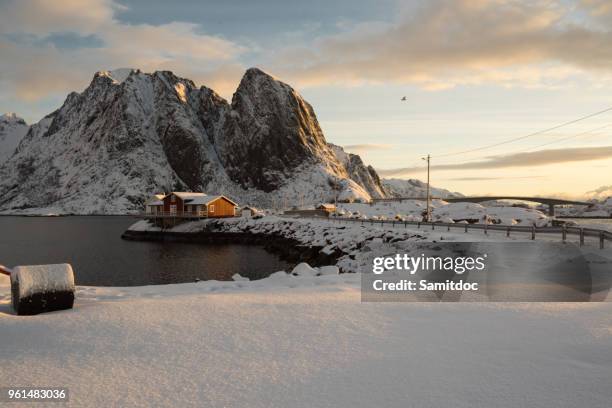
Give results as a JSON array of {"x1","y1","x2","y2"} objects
[
  {"x1": 0, "y1": 68, "x2": 387, "y2": 214},
  {"x1": 219, "y1": 68, "x2": 345, "y2": 192},
  {"x1": 329, "y1": 144, "x2": 386, "y2": 199},
  {"x1": 0, "y1": 113, "x2": 29, "y2": 163}
]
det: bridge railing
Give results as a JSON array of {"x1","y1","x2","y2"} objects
[{"x1": 310, "y1": 216, "x2": 612, "y2": 249}]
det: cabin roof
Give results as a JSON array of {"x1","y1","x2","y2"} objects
[
  {"x1": 171, "y1": 192, "x2": 207, "y2": 201},
  {"x1": 317, "y1": 203, "x2": 336, "y2": 210}
]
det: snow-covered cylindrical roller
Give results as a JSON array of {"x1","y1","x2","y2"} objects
[{"x1": 9, "y1": 264, "x2": 75, "y2": 315}]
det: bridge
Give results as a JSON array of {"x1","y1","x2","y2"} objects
[{"x1": 371, "y1": 196, "x2": 593, "y2": 216}]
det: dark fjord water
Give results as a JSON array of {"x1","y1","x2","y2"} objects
[{"x1": 0, "y1": 216, "x2": 292, "y2": 286}]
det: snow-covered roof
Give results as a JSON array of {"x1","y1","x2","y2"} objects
[
  {"x1": 171, "y1": 192, "x2": 207, "y2": 203},
  {"x1": 145, "y1": 194, "x2": 166, "y2": 205},
  {"x1": 169, "y1": 192, "x2": 238, "y2": 206}
]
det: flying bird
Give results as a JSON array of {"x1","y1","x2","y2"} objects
[{"x1": 401, "y1": 96, "x2": 407, "y2": 101}]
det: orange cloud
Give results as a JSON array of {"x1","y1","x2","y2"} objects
[
  {"x1": 0, "y1": 0, "x2": 246, "y2": 102},
  {"x1": 272, "y1": 0, "x2": 612, "y2": 90},
  {"x1": 378, "y1": 145, "x2": 612, "y2": 176}
]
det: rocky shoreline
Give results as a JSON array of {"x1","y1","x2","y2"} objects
[
  {"x1": 122, "y1": 217, "x2": 428, "y2": 274},
  {"x1": 122, "y1": 224, "x2": 345, "y2": 272}
]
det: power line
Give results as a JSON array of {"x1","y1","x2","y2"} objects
[
  {"x1": 522, "y1": 123, "x2": 612, "y2": 152},
  {"x1": 431, "y1": 106, "x2": 612, "y2": 159},
  {"x1": 399, "y1": 125, "x2": 611, "y2": 171}
]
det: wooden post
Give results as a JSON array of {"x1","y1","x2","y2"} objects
[
  {"x1": 447, "y1": 224, "x2": 451, "y2": 232},
  {"x1": 484, "y1": 223, "x2": 488, "y2": 235},
  {"x1": 465, "y1": 224, "x2": 468, "y2": 233},
  {"x1": 417, "y1": 222, "x2": 420, "y2": 229},
  {"x1": 580, "y1": 228, "x2": 584, "y2": 246},
  {"x1": 431, "y1": 223, "x2": 435, "y2": 230},
  {"x1": 531, "y1": 226, "x2": 536, "y2": 240},
  {"x1": 600, "y1": 232, "x2": 605, "y2": 249},
  {"x1": 506, "y1": 226, "x2": 510, "y2": 237}
]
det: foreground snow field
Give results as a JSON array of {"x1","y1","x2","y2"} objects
[
  {"x1": 2, "y1": 270, "x2": 612, "y2": 407},
  {"x1": 2, "y1": 216, "x2": 612, "y2": 407}
]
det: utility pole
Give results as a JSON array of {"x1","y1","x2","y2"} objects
[{"x1": 422, "y1": 154, "x2": 431, "y2": 222}]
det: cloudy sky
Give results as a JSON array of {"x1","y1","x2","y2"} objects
[{"x1": 1, "y1": 0, "x2": 611, "y2": 198}]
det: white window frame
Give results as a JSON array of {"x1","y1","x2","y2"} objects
[
  {"x1": 170, "y1": 204, "x2": 177, "y2": 214},
  {"x1": 209, "y1": 204, "x2": 215, "y2": 213}
]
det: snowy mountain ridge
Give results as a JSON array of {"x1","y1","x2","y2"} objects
[
  {"x1": 0, "y1": 68, "x2": 391, "y2": 214},
  {"x1": 382, "y1": 178, "x2": 463, "y2": 199},
  {"x1": 0, "y1": 112, "x2": 29, "y2": 163}
]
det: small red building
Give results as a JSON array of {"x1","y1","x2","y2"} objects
[{"x1": 146, "y1": 192, "x2": 239, "y2": 218}]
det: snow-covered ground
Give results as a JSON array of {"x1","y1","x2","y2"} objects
[
  {"x1": 2, "y1": 217, "x2": 612, "y2": 406},
  {"x1": 2, "y1": 269, "x2": 612, "y2": 407},
  {"x1": 557, "y1": 197, "x2": 612, "y2": 218},
  {"x1": 337, "y1": 200, "x2": 551, "y2": 226}
]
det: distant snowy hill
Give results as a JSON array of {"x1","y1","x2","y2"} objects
[
  {"x1": 0, "y1": 68, "x2": 389, "y2": 214},
  {"x1": 382, "y1": 178, "x2": 463, "y2": 198},
  {"x1": 586, "y1": 185, "x2": 612, "y2": 201},
  {"x1": 0, "y1": 113, "x2": 29, "y2": 162}
]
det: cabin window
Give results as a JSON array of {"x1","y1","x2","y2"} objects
[
  {"x1": 209, "y1": 204, "x2": 215, "y2": 213},
  {"x1": 171, "y1": 195, "x2": 176, "y2": 203},
  {"x1": 170, "y1": 205, "x2": 177, "y2": 214}
]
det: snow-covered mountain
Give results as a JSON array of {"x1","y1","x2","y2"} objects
[
  {"x1": 0, "y1": 113, "x2": 29, "y2": 162},
  {"x1": 586, "y1": 185, "x2": 612, "y2": 201},
  {"x1": 382, "y1": 178, "x2": 463, "y2": 199},
  {"x1": 0, "y1": 68, "x2": 388, "y2": 214}
]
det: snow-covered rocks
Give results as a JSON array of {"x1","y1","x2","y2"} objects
[
  {"x1": 338, "y1": 201, "x2": 551, "y2": 226},
  {"x1": 10, "y1": 263, "x2": 75, "y2": 315},
  {"x1": 318, "y1": 265, "x2": 340, "y2": 275},
  {"x1": 291, "y1": 263, "x2": 340, "y2": 276},
  {"x1": 232, "y1": 273, "x2": 250, "y2": 282},
  {"x1": 291, "y1": 263, "x2": 318, "y2": 277}
]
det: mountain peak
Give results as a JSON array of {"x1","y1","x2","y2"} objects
[
  {"x1": 95, "y1": 68, "x2": 137, "y2": 84},
  {"x1": 243, "y1": 67, "x2": 274, "y2": 79},
  {"x1": 1, "y1": 112, "x2": 27, "y2": 125},
  {"x1": 0, "y1": 112, "x2": 29, "y2": 162}
]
